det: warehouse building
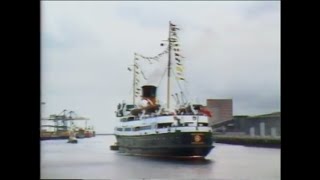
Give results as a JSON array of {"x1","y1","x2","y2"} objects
[{"x1": 212, "y1": 112, "x2": 281, "y2": 137}]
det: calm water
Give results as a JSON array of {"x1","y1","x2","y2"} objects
[{"x1": 41, "y1": 135, "x2": 280, "y2": 179}]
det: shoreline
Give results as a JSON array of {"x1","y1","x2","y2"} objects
[{"x1": 213, "y1": 135, "x2": 281, "y2": 148}]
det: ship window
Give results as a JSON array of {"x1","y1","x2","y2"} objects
[
  {"x1": 198, "y1": 123, "x2": 208, "y2": 127},
  {"x1": 184, "y1": 122, "x2": 194, "y2": 126},
  {"x1": 134, "y1": 127, "x2": 140, "y2": 131},
  {"x1": 157, "y1": 123, "x2": 172, "y2": 128},
  {"x1": 116, "y1": 128, "x2": 123, "y2": 131},
  {"x1": 120, "y1": 116, "x2": 136, "y2": 122},
  {"x1": 126, "y1": 104, "x2": 135, "y2": 111},
  {"x1": 140, "y1": 126, "x2": 152, "y2": 130},
  {"x1": 133, "y1": 126, "x2": 152, "y2": 131},
  {"x1": 124, "y1": 128, "x2": 132, "y2": 131},
  {"x1": 127, "y1": 117, "x2": 135, "y2": 121}
]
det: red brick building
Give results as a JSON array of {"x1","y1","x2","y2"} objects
[{"x1": 206, "y1": 99, "x2": 233, "y2": 126}]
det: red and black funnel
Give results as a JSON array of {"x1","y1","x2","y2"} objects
[{"x1": 142, "y1": 85, "x2": 157, "y2": 105}]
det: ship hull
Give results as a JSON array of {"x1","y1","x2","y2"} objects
[
  {"x1": 116, "y1": 132, "x2": 214, "y2": 158},
  {"x1": 40, "y1": 136, "x2": 69, "y2": 140}
]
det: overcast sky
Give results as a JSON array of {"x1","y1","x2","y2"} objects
[{"x1": 41, "y1": 1, "x2": 280, "y2": 133}]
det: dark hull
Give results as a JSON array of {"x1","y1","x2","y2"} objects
[
  {"x1": 116, "y1": 132, "x2": 214, "y2": 158},
  {"x1": 40, "y1": 136, "x2": 69, "y2": 140}
]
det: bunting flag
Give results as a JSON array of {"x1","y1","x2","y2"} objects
[
  {"x1": 170, "y1": 38, "x2": 177, "y2": 42},
  {"x1": 133, "y1": 59, "x2": 142, "y2": 98},
  {"x1": 133, "y1": 54, "x2": 140, "y2": 99},
  {"x1": 135, "y1": 49, "x2": 168, "y2": 64},
  {"x1": 175, "y1": 76, "x2": 185, "y2": 81},
  {"x1": 133, "y1": 53, "x2": 144, "y2": 96},
  {"x1": 176, "y1": 66, "x2": 183, "y2": 72},
  {"x1": 176, "y1": 73, "x2": 185, "y2": 81},
  {"x1": 171, "y1": 27, "x2": 180, "y2": 31},
  {"x1": 169, "y1": 22, "x2": 185, "y2": 81}
]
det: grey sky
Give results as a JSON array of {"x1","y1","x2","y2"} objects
[{"x1": 41, "y1": 1, "x2": 280, "y2": 133}]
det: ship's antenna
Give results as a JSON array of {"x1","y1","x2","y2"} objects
[
  {"x1": 171, "y1": 94, "x2": 178, "y2": 105},
  {"x1": 180, "y1": 91, "x2": 186, "y2": 105},
  {"x1": 175, "y1": 93, "x2": 181, "y2": 107},
  {"x1": 167, "y1": 21, "x2": 173, "y2": 109}
]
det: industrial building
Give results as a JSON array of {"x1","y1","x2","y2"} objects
[
  {"x1": 212, "y1": 112, "x2": 281, "y2": 137},
  {"x1": 206, "y1": 98, "x2": 280, "y2": 137}
]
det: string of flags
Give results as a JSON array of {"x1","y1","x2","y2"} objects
[
  {"x1": 170, "y1": 22, "x2": 185, "y2": 81},
  {"x1": 129, "y1": 22, "x2": 185, "y2": 100},
  {"x1": 127, "y1": 57, "x2": 144, "y2": 98},
  {"x1": 134, "y1": 65, "x2": 142, "y2": 98},
  {"x1": 130, "y1": 48, "x2": 168, "y2": 98},
  {"x1": 134, "y1": 48, "x2": 168, "y2": 64},
  {"x1": 131, "y1": 48, "x2": 169, "y2": 98}
]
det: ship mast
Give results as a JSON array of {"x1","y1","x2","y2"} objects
[
  {"x1": 133, "y1": 53, "x2": 136, "y2": 105},
  {"x1": 167, "y1": 21, "x2": 172, "y2": 109}
]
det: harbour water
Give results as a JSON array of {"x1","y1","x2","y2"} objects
[{"x1": 41, "y1": 135, "x2": 280, "y2": 179}]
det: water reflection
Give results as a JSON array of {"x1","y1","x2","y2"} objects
[
  {"x1": 119, "y1": 154, "x2": 215, "y2": 165},
  {"x1": 41, "y1": 135, "x2": 280, "y2": 179}
]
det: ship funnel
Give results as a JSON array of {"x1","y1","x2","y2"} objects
[{"x1": 142, "y1": 85, "x2": 157, "y2": 105}]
